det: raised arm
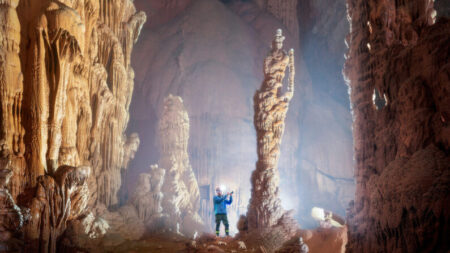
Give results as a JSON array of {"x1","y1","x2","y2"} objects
[{"x1": 225, "y1": 195, "x2": 233, "y2": 205}]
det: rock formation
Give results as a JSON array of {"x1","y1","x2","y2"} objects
[
  {"x1": 15, "y1": 0, "x2": 145, "y2": 208},
  {"x1": 240, "y1": 29, "x2": 298, "y2": 251},
  {"x1": 344, "y1": 0, "x2": 450, "y2": 251},
  {"x1": 276, "y1": 227, "x2": 347, "y2": 253},
  {"x1": 0, "y1": 0, "x2": 146, "y2": 251},
  {"x1": 157, "y1": 94, "x2": 203, "y2": 236},
  {"x1": 0, "y1": 161, "x2": 23, "y2": 252},
  {"x1": 130, "y1": 164, "x2": 166, "y2": 231},
  {"x1": 0, "y1": 0, "x2": 26, "y2": 200},
  {"x1": 24, "y1": 165, "x2": 91, "y2": 253},
  {"x1": 248, "y1": 28, "x2": 295, "y2": 229}
]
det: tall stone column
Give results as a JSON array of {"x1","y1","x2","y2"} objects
[{"x1": 243, "y1": 30, "x2": 298, "y2": 249}]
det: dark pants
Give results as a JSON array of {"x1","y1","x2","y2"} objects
[{"x1": 215, "y1": 214, "x2": 229, "y2": 236}]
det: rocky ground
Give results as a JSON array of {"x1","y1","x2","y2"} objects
[{"x1": 100, "y1": 226, "x2": 347, "y2": 253}]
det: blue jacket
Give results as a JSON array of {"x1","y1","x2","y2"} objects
[{"x1": 213, "y1": 195, "x2": 232, "y2": 214}]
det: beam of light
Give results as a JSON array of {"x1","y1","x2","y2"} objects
[{"x1": 220, "y1": 184, "x2": 226, "y2": 192}]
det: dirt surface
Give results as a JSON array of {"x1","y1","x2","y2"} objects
[{"x1": 104, "y1": 226, "x2": 347, "y2": 253}]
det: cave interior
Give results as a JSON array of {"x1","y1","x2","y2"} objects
[{"x1": 0, "y1": 0, "x2": 448, "y2": 252}]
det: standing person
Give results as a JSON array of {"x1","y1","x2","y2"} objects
[{"x1": 213, "y1": 187, "x2": 233, "y2": 236}]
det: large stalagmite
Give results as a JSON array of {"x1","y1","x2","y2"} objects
[
  {"x1": 344, "y1": 0, "x2": 450, "y2": 251},
  {"x1": 241, "y1": 29, "x2": 298, "y2": 251},
  {"x1": 158, "y1": 94, "x2": 203, "y2": 236}
]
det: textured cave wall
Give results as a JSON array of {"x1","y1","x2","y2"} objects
[
  {"x1": 15, "y1": 0, "x2": 145, "y2": 207},
  {"x1": 0, "y1": 0, "x2": 146, "y2": 251},
  {"x1": 344, "y1": 0, "x2": 450, "y2": 252},
  {"x1": 0, "y1": 0, "x2": 26, "y2": 201},
  {"x1": 129, "y1": 0, "x2": 355, "y2": 229}
]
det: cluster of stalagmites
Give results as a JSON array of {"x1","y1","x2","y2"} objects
[
  {"x1": 0, "y1": 0, "x2": 152, "y2": 251},
  {"x1": 118, "y1": 95, "x2": 203, "y2": 238},
  {"x1": 130, "y1": 164, "x2": 165, "y2": 228},
  {"x1": 344, "y1": 0, "x2": 449, "y2": 251},
  {"x1": 238, "y1": 29, "x2": 298, "y2": 252}
]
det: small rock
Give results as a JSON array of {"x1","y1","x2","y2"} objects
[{"x1": 238, "y1": 241, "x2": 247, "y2": 250}]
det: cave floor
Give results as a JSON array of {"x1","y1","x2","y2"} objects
[
  {"x1": 109, "y1": 232, "x2": 191, "y2": 252},
  {"x1": 103, "y1": 226, "x2": 347, "y2": 253},
  {"x1": 108, "y1": 232, "x2": 241, "y2": 253}
]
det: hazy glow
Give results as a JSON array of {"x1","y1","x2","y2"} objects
[
  {"x1": 279, "y1": 187, "x2": 299, "y2": 211},
  {"x1": 311, "y1": 207, "x2": 344, "y2": 228},
  {"x1": 311, "y1": 207, "x2": 326, "y2": 221}
]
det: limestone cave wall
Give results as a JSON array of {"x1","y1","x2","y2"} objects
[
  {"x1": 0, "y1": 0, "x2": 146, "y2": 251},
  {"x1": 344, "y1": 0, "x2": 450, "y2": 251}
]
